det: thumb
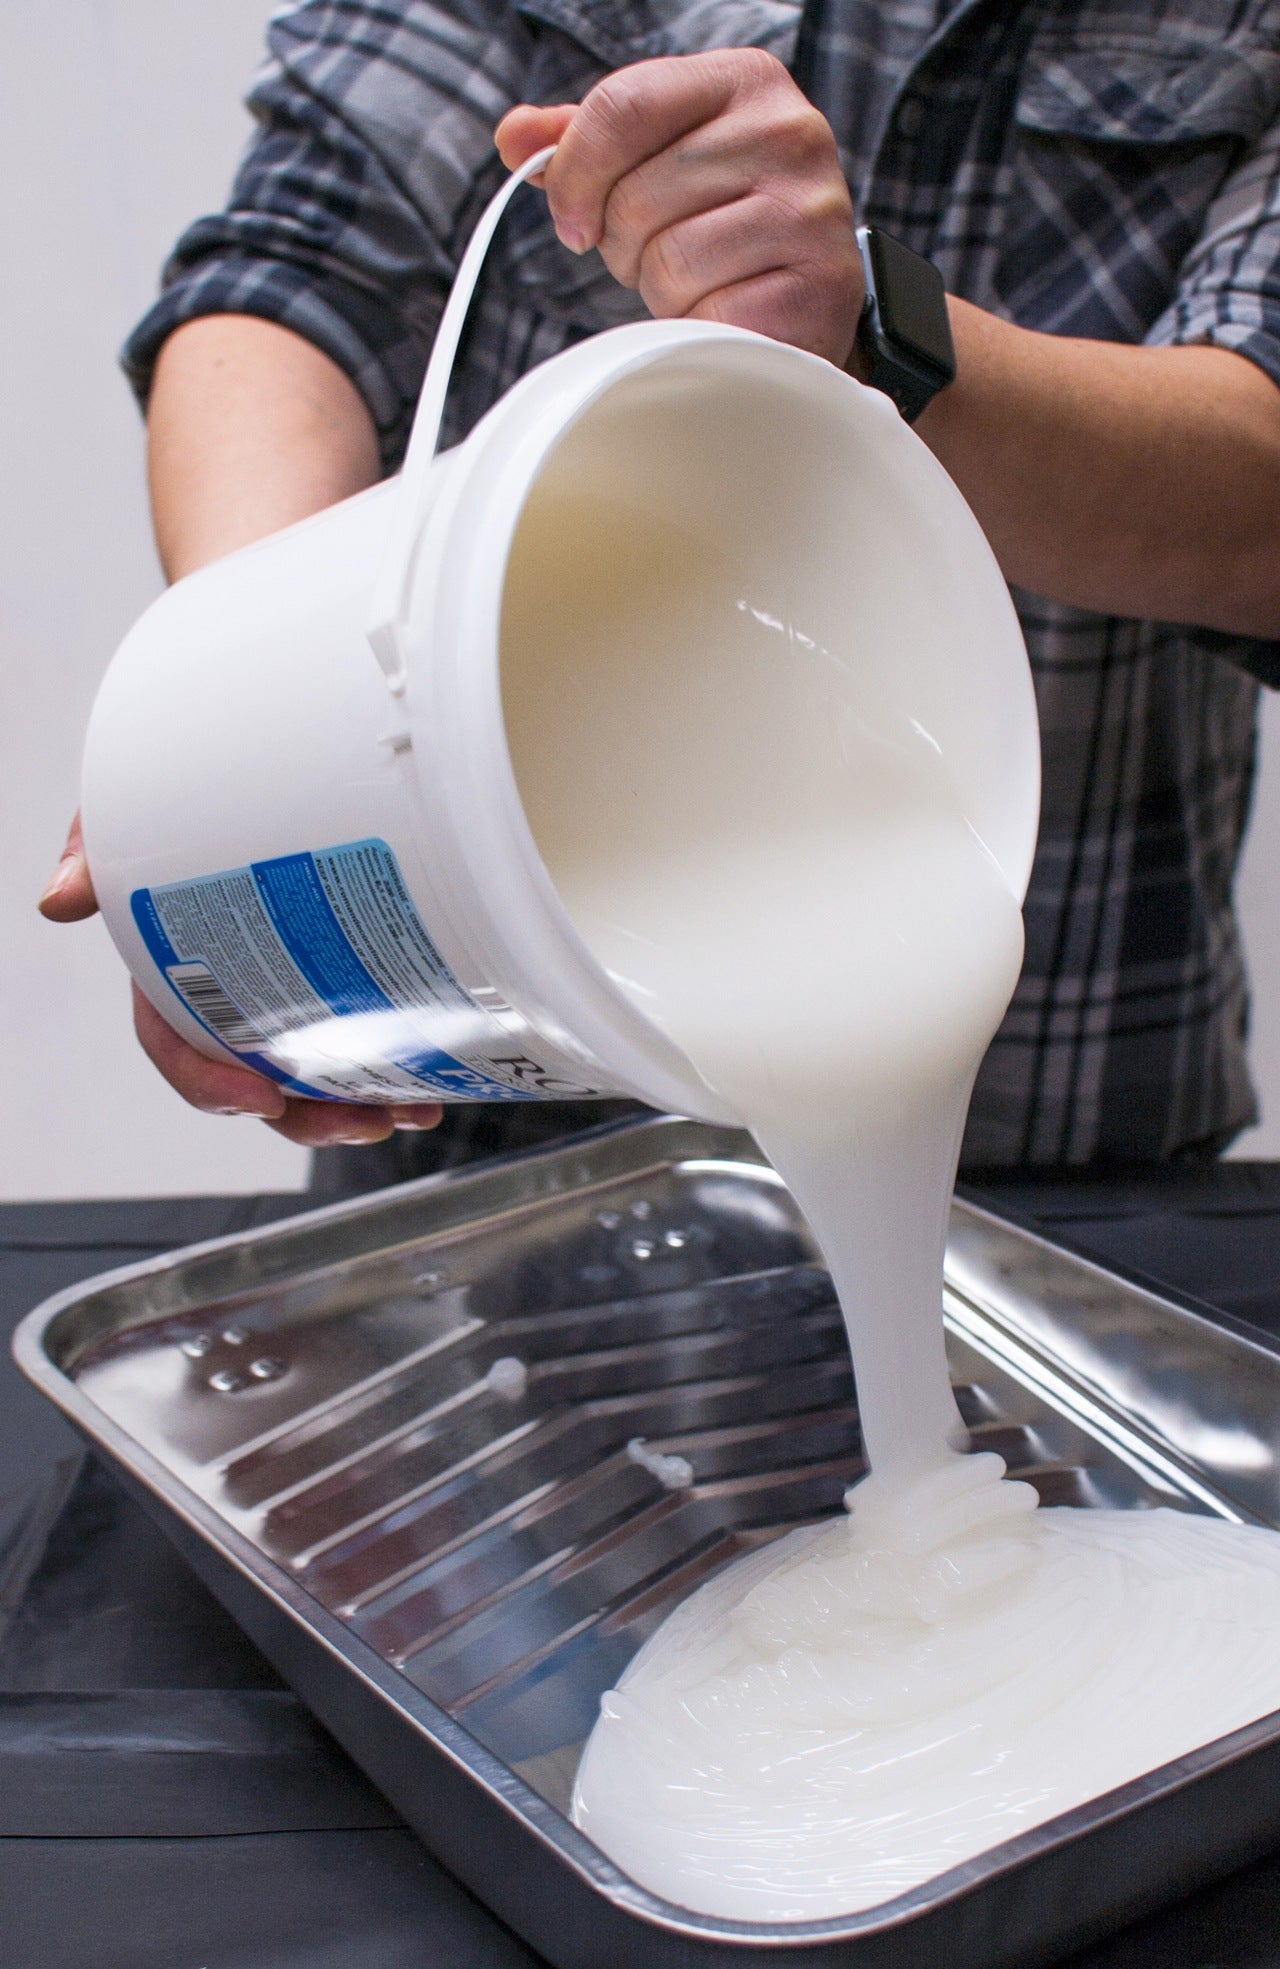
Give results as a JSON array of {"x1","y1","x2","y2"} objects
[
  {"x1": 39, "y1": 810, "x2": 99, "y2": 923},
  {"x1": 495, "y1": 102, "x2": 577, "y2": 179}
]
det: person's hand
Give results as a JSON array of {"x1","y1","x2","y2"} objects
[
  {"x1": 496, "y1": 50, "x2": 863, "y2": 368},
  {"x1": 39, "y1": 813, "x2": 442, "y2": 1147}
]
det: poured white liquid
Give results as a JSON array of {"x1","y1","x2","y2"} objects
[
  {"x1": 571, "y1": 1489, "x2": 1280, "y2": 1919},
  {"x1": 501, "y1": 478, "x2": 1280, "y2": 1920}
]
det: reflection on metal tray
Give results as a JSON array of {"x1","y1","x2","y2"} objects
[{"x1": 16, "y1": 1116, "x2": 1280, "y2": 1969}]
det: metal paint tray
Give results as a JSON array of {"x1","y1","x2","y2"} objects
[{"x1": 16, "y1": 1115, "x2": 1280, "y2": 1969}]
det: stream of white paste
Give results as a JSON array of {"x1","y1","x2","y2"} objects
[{"x1": 501, "y1": 478, "x2": 1280, "y2": 1921}]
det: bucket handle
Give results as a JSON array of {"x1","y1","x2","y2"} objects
[{"x1": 366, "y1": 145, "x2": 557, "y2": 692}]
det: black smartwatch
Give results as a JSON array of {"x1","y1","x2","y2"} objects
[{"x1": 854, "y1": 226, "x2": 956, "y2": 422}]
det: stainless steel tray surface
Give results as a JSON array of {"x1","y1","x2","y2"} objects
[{"x1": 17, "y1": 1116, "x2": 1280, "y2": 1969}]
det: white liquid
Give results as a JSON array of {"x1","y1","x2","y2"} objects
[
  {"x1": 502, "y1": 485, "x2": 1280, "y2": 1919},
  {"x1": 572, "y1": 1491, "x2": 1280, "y2": 1919}
]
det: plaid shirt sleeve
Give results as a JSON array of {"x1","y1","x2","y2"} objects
[
  {"x1": 1146, "y1": 110, "x2": 1280, "y2": 384},
  {"x1": 122, "y1": 1, "x2": 543, "y2": 470}
]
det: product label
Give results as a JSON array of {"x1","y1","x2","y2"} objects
[{"x1": 131, "y1": 838, "x2": 600, "y2": 1102}]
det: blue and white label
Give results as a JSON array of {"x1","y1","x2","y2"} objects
[{"x1": 131, "y1": 838, "x2": 599, "y2": 1102}]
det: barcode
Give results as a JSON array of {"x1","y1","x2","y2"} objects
[{"x1": 167, "y1": 963, "x2": 267, "y2": 1053}]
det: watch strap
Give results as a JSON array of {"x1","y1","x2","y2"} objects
[
  {"x1": 859, "y1": 336, "x2": 952, "y2": 423},
  {"x1": 855, "y1": 226, "x2": 956, "y2": 423}
]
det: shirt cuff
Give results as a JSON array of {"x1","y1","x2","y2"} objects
[
  {"x1": 1146, "y1": 290, "x2": 1280, "y2": 393},
  {"x1": 122, "y1": 253, "x2": 430, "y2": 472}
]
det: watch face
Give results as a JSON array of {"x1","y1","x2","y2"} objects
[{"x1": 867, "y1": 229, "x2": 955, "y2": 375}]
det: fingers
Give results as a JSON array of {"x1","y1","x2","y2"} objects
[
  {"x1": 603, "y1": 107, "x2": 853, "y2": 282},
  {"x1": 495, "y1": 102, "x2": 577, "y2": 180},
  {"x1": 500, "y1": 49, "x2": 862, "y2": 366},
  {"x1": 39, "y1": 814, "x2": 445, "y2": 1147},
  {"x1": 264, "y1": 1096, "x2": 443, "y2": 1148},
  {"x1": 133, "y1": 983, "x2": 444, "y2": 1146},
  {"x1": 598, "y1": 152, "x2": 754, "y2": 289},
  {"x1": 633, "y1": 179, "x2": 853, "y2": 324},
  {"x1": 390, "y1": 1104, "x2": 444, "y2": 1131},
  {"x1": 44, "y1": 821, "x2": 439, "y2": 1146},
  {"x1": 134, "y1": 984, "x2": 288, "y2": 1119},
  {"x1": 546, "y1": 52, "x2": 760, "y2": 252},
  {"x1": 39, "y1": 812, "x2": 99, "y2": 923}
]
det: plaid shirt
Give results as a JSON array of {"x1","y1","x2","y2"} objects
[{"x1": 124, "y1": 0, "x2": 1280, "y2": 1166}]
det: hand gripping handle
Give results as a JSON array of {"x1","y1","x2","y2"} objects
[{"x1": 366, "y1": 145, "x2": 557, "y2": 691}]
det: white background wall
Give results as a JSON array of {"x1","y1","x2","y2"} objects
[
  {"x1": 3, "y1": 2, "x2": 1279, "y2": 1200},
  {"x1": 1, "y1": 0, "x2": 307, "y2": 1198}
]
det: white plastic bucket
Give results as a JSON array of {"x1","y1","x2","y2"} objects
[{"x1": 83, "y1": 153, "x2": 1039, "y2": 1117}]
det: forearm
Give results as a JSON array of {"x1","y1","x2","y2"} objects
[
  {"x1": 147, "y1": 314, "x2": 382, "y2": 580},
  {"x1": 918, "y1": 301, "x2": 1280, "y2": 638}
]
